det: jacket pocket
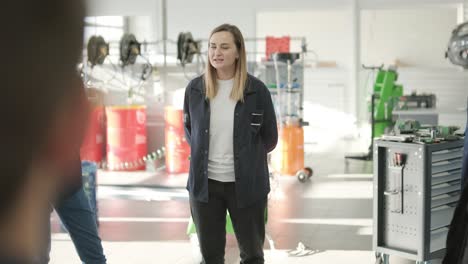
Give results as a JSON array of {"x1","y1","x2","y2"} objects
[{"x1": 250, "y1": 110, "x2": 264, "y2": 134}]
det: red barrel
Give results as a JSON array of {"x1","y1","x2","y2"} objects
[
  {"x1": 106, "y1": 105, "x2": 147, "y2": 171},
  {"x1": 80, "y1": 107, "x2": 105, "y2": 163},
  {"x1": 165, "y1": 106, "x2": 190, "y2": 174}
]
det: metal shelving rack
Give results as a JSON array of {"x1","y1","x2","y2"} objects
[{"x1": 255, "y1": 50, "x2": 306, "y2": 125}]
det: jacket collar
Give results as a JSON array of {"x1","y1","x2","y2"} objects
[
  {"x1": 244, "y1": 76, "x2": 257, "y2": 95},
  {"x1": 194, "y1": 74, "x2": 257, "y2": 97}
]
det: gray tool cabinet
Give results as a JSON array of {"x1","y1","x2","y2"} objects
[{"x1": 373, "y1": 138, "x2": 464, "y2": 264}]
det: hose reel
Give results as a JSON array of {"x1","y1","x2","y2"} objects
[
  {"x1": 177, "y1": 32, "x2": 201, "y2": 66},
  {"x1": 87, "y1": 35, "x2": 109, "y2": 67},
  {"x1": 120, "y1": 33, "x2": 141, "y2": 66}
]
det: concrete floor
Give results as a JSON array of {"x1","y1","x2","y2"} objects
[{"x1": 48, "y1": 138, "x2": 444, "y2": 264}]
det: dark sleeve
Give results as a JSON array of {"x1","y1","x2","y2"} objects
[
  {"x1": 183, "y1": 82, "x2": 192, "y2": 146},
  {"x1": 443, "y1": 184, "x2": 468, "y2": 263},
  {"x1": 260, "y1": 84, "x2": 278, "y2": 153},
  {"x1": 55, "y1": 157, "x2": 83, "y2": 205}
]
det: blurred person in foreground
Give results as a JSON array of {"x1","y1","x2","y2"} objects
[
  {"x1": 0, "y1": 0, "x2": 89, "y2": 263},
  {"x1": 37, "y1": 88, "x2": 107, "y2": 264},
  {"x1": 443, "y1": 97, "x2": 468, "y2": 264}
]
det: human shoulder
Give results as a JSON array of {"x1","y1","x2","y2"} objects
[
  {"x1": 247, "y1": 74, "x2": 269, "y2": 94},
  {"x1": 187, "y1": 75, "x2": 204, "y2": 91}
]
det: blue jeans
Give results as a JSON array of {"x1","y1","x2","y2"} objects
[{"x1": 37, "y1": 187, "x2": 106, "y2": 264}]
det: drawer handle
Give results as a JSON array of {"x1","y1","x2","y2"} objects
[{"x1": 384, "y1": 189, "x2": 400, "y2": 196}]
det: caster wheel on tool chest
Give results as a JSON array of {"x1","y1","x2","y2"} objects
[
  {"x1": 375, "y1": 252, "x2": 389, "y2": 264},
  {"x1": 375, "y1": 252, "x2": 383, "y2": 264},
  {"x1": 297, "y1": 167, "x2": 313, "y2": 183}
]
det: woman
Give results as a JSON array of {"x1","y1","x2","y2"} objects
[{"x1": 183, "y1": 24, "x2": 278, "y2": 264}]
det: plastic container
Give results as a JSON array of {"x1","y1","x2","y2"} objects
[
  {"x1": 271, "y1": 117, "x2": 304, "y2": 175},
  {"x1": 164, "y1": 106, "x2": 190, "y2": 174}
]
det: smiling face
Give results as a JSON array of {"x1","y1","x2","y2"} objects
[{"x1": 208, "y1": 31, "x2": 239, "y2": 79}]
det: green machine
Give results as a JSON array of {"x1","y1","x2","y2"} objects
[
  {"x1": 346, "y1": 66, "x2": 403, "y2": 161},
  {"x1": 372, "y1": 67, "x2": 403, "y2": 138}
]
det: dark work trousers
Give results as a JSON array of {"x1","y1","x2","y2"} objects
[{"x1": 190, "y1": 179, "x2": 267, "y2": 264}]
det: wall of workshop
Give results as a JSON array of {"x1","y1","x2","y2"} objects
[
  {"x1": 86, "y1": 0, "x2": 467, "y2": 148},
  {"x1": 256, "y1": 10, "x2": 352, "y2": 67},
  {"x1": 256, "y1": 10, "x2": 354, "y2": 145},
  {"x1": 86, "y1": 0, "x2": 356, "y2": 59},
  {"x1": 257, "y1": 6, "x2": 467, "y2": 144},
  {"x1": 85, "y1": 0, "x2": 160, "y2": 16},
  {"x1": 85, "y1": 0, "x2": 165, "y2": 158},
  {"x1": 360, "y1": 7, "x2": 467, "y2": 129},
  {"x1": 397, "y1": 68, "x2": 468, "y2": 128},
  {"x1": 360, "y1": 8, "x2": 457, "y2": 68}
]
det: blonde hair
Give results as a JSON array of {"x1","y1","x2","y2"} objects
[{"x1": 204, "y1": 24, "x2": 247, "y2": 102}]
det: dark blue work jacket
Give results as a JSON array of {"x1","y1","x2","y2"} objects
[
  {"x1": 183, "y1": 74, "x2": 278, "y2": 208},
  {"x1": 462, "y1": 97, "x2": 468, "y2": 186},
  {"x1": 443, "y1": 97, "x2": 468, "y2": 264}
]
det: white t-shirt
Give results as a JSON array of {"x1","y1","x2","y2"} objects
[{"x1": 207, "y1": 79, "x2": 236, "y2": 182}]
